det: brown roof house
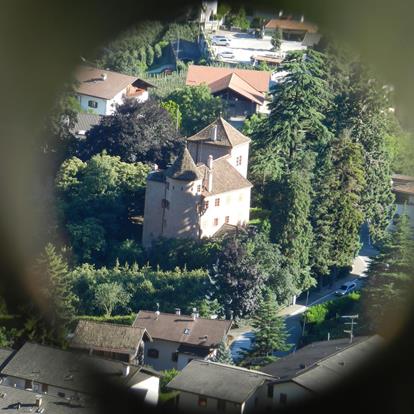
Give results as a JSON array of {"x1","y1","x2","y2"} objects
[
  {"x1": 133, "y1": 309, "x2": 232, "y2": 371},
  {"x1": 142, "y1": 117, "x2": 253, "y2": 247},
  {"x1": 74, "y1": 65, "x2": 154, "y2": 115},
  {"x1": 264, "y1": 17, "x2": 318, "y2": 40},
  {"x1": 186, "y1": 65, "x2": 271, "y2": 120},
  {"x1": 69, "y1": 320, "x2": 152, "y2": 365}
]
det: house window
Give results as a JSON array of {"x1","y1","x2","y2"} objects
[
  {"x1": 171, "y1": 352, "x2": 179, "y2": 362},
  {"x1": 215, "y1": 198, "x2": 220, "y2": 206},
  {"x1": 58, "y1": 392, "x2": 66, "y2": 398},
  {"x1": 225, "y1": 216, "x2": 229, "y2": 224},
  {"x1": 236, "y1": 155, "x2": 242, "y2": 166},
  {"x1": 280, "y1": 393, "x2": 287, "y2": 405},
  {"x1": 88, "y1": 100, "x2": 98, "y2": 108},
  {"x1": 267, "y1": 384, "x2": 274, "y2": 398},
  {"x1": 217, "y1": 399, "x2": 226, "y2": 411},
  {"x1": 147, "y1": 348, "x2": 159, "y2": 359},
  {"x1": 42, "y1": 384, "x2": 48, "y2": 394},
  {"x1": 198, "y1": 396, "x2": 207, "y2": 407},
  {"x1": 197, "y1": 184, "x2": 201, "y2": 192},
  {"x1": 204, "y1": 200, "x2": 209, "y2": 209},
  {"x1": 24, "y1": 380, "x2": 33, "y2": 390},
  {"x1": 161, "y1": 199, "x2": 170, "y2": 209},
  {"x1": 213, "y1": 218, "x2": 219, "y2": 226}
]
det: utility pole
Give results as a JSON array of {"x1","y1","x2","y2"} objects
[{"x1": 341, "y1": 314, "x2": 359, "y2": 343}]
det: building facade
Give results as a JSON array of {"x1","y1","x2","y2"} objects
[{"x1": 142, "y1": 117, "x2": 252, "y2": 247}]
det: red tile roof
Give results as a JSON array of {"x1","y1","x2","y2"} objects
[
  {"x1": 265, "y1": 18, "x2": 318, "y2": 33},
  {"x1": 186, "y1": 65, "x2": 270, "y2": 93},
  {"x1": 133, "y1": 311, "x2": 232, "y2": 348}
]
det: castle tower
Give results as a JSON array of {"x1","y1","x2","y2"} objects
[{"x1": 142, "y1": 148, "x2": 203, "y2": 247}]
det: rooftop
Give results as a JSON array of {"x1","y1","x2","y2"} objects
[
  {"x1": 165, "y1": 147, "x2": 203, "y2": 181},
  {"x1": 186, "y1": 65, "x2": 271, "y2": 93},
  {"x1": 187, "y1": 117, "x2": 251, "y2": 148},
  {"x1": 71, "y1": 113, "x2": 102, "y2": 136},
  {"x1": 74, "y1": 65, "x2": 138, "y2": 100},
  {"x1": 167, "y1": 360, "x2": 272, "y2": 403},
  {"x1": 1, "y1": 343, "x2": 158, "y2": 394},
  {"x1": 273, "y1": 336, "x2": 385, "y2": 393},
  {"x1": 264, "y1": 18, "x2": 318, "y2": 33},
  {"x1": 133, "y1": 311, "x2": 232, "y2": 349},
  {"x1": 260, "y1": 337, "x2": 368, "y2": 379},
  {"x1": 198, "y1": 156, "x2": 252, "y2": 196},
  {"x1": 208, "y1": 72, "x2": 265, "y2": 105},
  {"x1": 69, "y1": 320, "x2": 151, "y2": 356},
  {"x1": 0, "y1": 385, "x2": 94, "y2": 413}
]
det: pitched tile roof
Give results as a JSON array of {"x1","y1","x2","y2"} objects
[
  {"x1": 69, "y1": 320, "x2": 151, "y2": 356},
  {"x1": 167, "y1": 360, "x2": 272, "y2": 403},
  {"x1": 72, "y1": 113, "x2": 102, "y2": 136},
  {"x1": 198, "y1": 156, "x2": 252, "y2": 196},
  {"x1": 187, "y1": 117, "x2": 250, "y2": 148},
  {"x1": 260, "y1": 337, "x2": 368, "y2": 379},
  {"x1": 0, "y1": 385, "x2": 94, "y2": 413},
  {"x1": 165, "y1": 147, "x2": 203, "y2": 181},
  {"x1": 208, "y1": 72, "x2": 265, "y2": 105},
  {"x1": 0, "y1": 348, "x2": 14, "y2": 371},
  {"x1": 186, "y1": 65, "x2": 271, "y2": 93},
  {"x1": 133, "y1": 311, "x2": 232, "y2": 349},
  {"x1": 1, "y1": 342, "x2": 157, "y2": 394},
  {"x1": 74, "y1": 65, "x2": 138, "y2": 100},
  {"x1": 265, "y1": 18, "x2": 318, "y2": 33},
  {"x1": 290, "y1": 336, "x2": 385, "y2": 393}
]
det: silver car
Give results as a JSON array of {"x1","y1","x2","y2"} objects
[{"x1": 335, "y1": 281, "x2": 357, "y2": 296}]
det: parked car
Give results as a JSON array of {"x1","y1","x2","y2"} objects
[
  {"x1": 335, "y1": 281, "x2": 357, "y2": 296},
  {"x1": 218, "y1": 50, "x2": 235, "y2": 60},
  {"x1": 212, "y1": 36, "x2": 230, "y2": 46}
]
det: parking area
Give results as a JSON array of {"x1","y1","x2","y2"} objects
[{"x1": 210, "y1": 30, "x2": 306, "y2": 65}]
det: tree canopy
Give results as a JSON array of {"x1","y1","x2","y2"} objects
[
  {"x1": 76, "y1": 99, "x2": 182, "y2": 167},
  {"x1": 55, "y1": 153, "x2": 150, "y2": 264},
  {"x1": 167, "y1": 85, "x2": 223, "y2": 136}
]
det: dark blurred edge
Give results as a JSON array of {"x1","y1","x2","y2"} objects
[{"x1": 0, "y1": 0, "x2": 413, "y2": 413}]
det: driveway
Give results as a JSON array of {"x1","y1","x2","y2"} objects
[{"x1": 210, "y1": 30, "x2": 306, "y2": 65}]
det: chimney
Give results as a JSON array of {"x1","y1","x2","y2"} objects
[
  {"x1": 35, "y1": 395, "x2": 42, "y2": 408},
  {"x1": 122, "y1": 364, "x2": 130, "y2": 377},
  {"x1": 101, "y1": 73, "x2": 107, "y2": 81},
  {"x1": 211, "y1": 125, "x2": 218, "y2": 141},
  {"x1": 192, "y1": 307, "x2": 198, "y2": 320},
  {"x1": 153, "y1": 163, "x2": 158, "y2": 171},
  {"x1": 175, "y1": 308, "x2": 181, "y2": 316},
  {"x1": 300, "y1": 15, "x2": 304, "y2": 22},
  {"x1": 207, "y1": 155, "x2": 213, "y2": 192}
]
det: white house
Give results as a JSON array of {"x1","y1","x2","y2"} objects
[
  {"x1": 142, "y1": 117, "x2": 253, "y2": 247},
  {"x1": 166, "y1": 360, "x2": 275, "y2": 414},
  {"x1": 133, "y1": 309, "x2": 232, "y2": 371},
  {"x1": 0, "y1": 342, "x2": 161, "y2": 407},
  {"x1": 74, "y1": 65, "x2": 154, "y2": 115}
]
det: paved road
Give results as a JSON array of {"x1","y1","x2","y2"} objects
[
  {"x1": 210, "y1": 30, "x2": 306, "y2": 64},
  {"x1": 230, "y1": 225, "x2": 379, "y2": 359}
]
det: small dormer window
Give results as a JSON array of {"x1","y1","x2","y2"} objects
[{"x1": 183, "y1": 328, "x2": 190, "y2": 335}]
